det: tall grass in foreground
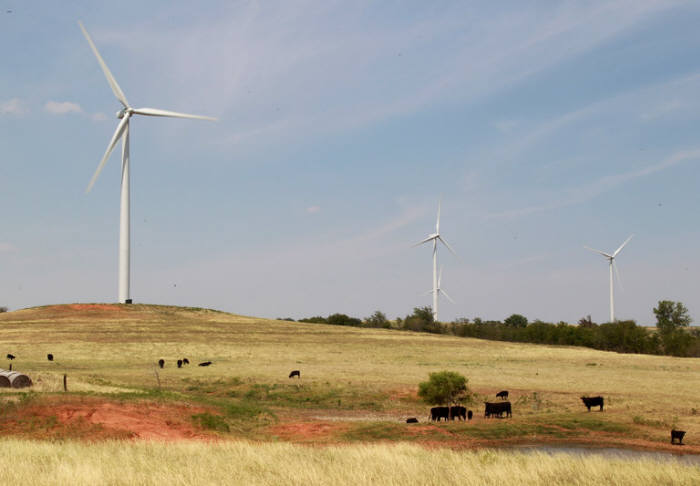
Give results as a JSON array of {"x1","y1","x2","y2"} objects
[{"x1": 0, "y1": 440, "x2": 697, "y2": 486}]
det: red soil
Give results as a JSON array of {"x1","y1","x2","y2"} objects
[{"x1": 0, "y1": 398, "x2": 218, "y2": 441}]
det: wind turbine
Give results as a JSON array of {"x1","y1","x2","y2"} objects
[
  {"x1": 79, "y1": 21, "x2": 216, "y2": 304},
  {"x1": 585, "y1": 234, "x2": 633, "y2": 322},
  {"x1": 414, "y1": 201, "x2": 457, "y2": 321},
  {"x1": 423, "y1": 265, "x2": 454, "y2": 308}
]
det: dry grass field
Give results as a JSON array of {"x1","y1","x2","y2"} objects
[
  {"x1": 0, "y1": 439, "x2": 697, "y2": 486},
  {"x1": 0, "y1": 304, "x2": 699, "y2": 483}
]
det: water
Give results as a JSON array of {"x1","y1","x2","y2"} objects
[{"x1": 508, "y1": 444, "x2": 700, "y2": 465}]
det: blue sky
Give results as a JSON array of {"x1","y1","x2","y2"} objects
[{"x1": 2, "y1": 1, "x2": 700, "y2": 324}]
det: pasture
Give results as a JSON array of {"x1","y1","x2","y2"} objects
[{"x1": 0, "y1": 304, "x2": 699, "y2": 482}]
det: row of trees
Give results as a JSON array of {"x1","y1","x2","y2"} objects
[{"x1": 293, "y1": 300, "x2": 699, "y2": 357}]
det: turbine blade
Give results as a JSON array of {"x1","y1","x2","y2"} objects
[
  {"x1": 436, "y1": 200, "x2": 441, "y2": 234},
  {"x1": 422, "y1": 289, "x2": 434, "y2": 296},
  {"x1": 78, "y1": 21, "x2": 130, "y2": 108},
  {"x1": 441, "y1": 288, "x2": 455, "y2": 304},
  {"x1": 438, "y1": 236, "x2": 458, "y2": 257},
  {"x1": 613, "y1": 234, "x2": 634, "y2": 257},
  {"x1": 412, "y1": 235, "x2": 436, "y2": 247},
  {"x1": 584, "y1": 246, "x2": 612, "y2": 258},
  {"x1": 86, "y1": 117, "x2": 129, "y2": 193},
  {"x1": 613, "y1": 260, "x2": 624, "y2": 292},
  {"x1": 132, "y1": 107, "x2": 217, "y2": 121}
]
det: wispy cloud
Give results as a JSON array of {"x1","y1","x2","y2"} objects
[
  {"x1": 0, "y1": 98, "x2": 27, "y2": 116},
  {"x1": 306, "y1": 205, "x2": 321, "y2": 214},
  {"x1": 44, "y1": 101, "x2": 83, "y2": 115},
  {"x1": 93, "y1": 1, "x2": 673, "y2": 148},
  {"x1": 486, "y1": 148, "x2": 700, "y2": 219},
  {"x1": 0, "y1": 242, "x2": 16, "y2": 252}
]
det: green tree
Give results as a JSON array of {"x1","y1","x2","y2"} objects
[
  {"x1": 654, "y1": 300, "x2": 692, "y2": 334},
  {"x1": 0, "y1": 306, "x2": 7, "y2": 313},
  {"x1": 504, "y1": 313, "x2": 528, "y2": 328},
  {"x1": 326, "y1": 313, "x2": 362, "y2": 327},
  {"x1": 365, "y1": 311, "x2": 389, "y2": 328},
  {"x1": 418, "y1": 371, "x2": 472, "y2": 419},
  {"x1": 403, "y1": 306, "x2": 439, "y2": 333}
]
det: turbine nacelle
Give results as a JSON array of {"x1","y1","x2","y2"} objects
[{"x1": 116, "y1": 108, "x2": 130, "y2": 119}]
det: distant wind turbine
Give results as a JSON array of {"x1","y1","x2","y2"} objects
[
  {"x1": 414, "y1": 201, "x2": 457, "y2": 321},
  {"x1": 585, "y1": 234, "x2": 634, "y2": 322},
  {"x1": 78, "y1": 21, "x2": 216, "y2": 304},
  {"x1": 423, "y1": 265, "x2": 454, "y2": 306}
]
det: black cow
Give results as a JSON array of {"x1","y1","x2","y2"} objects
[
  {"x1": 485, "y1": 401, "x2": 512, "y2": 418},
  {"x1": 158, "y1": 359, "x2": 165, "y2": 369},
  {"x1": 406, "y1": 417, "x2": 418, "y2": 423},
  {"x1": 580, "y1": 396, "x2": 604, "y2": 411},
  {"x1": 182, "y1": 358, "x2": 190, "y2": 365},
  {"x1": 198, "y1": 361, "x2": 212, "y2": 367},
  {"x1": 496, "y1": 390, "x2": 509, "y2": 400},
  {"x1": 289, "y1": 370, "x2": 301, "y2": 379},
  {"x1": 177, "y1": 359, "x2": 183, "y2": 368},
  {"x1": 47, "y1": 353, "x2": 54, "y2": 361},
  {"x1": 671, "y1": 430, "x2": 686, "y2": 445},
  {"x1": 467, "y1": 410, "x2": 473, "y2": 421},
  {"x1": 450, "y1": 406, "x2": 467, "y2": 421},
  {"x1": 6, "y1": 354, "x2": 15, "y2": 360},
  {"x1": 430, "y1": 406, "x2": 450, "y2": 421}
]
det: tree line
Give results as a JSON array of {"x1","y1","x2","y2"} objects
[{"x1": 288, "y1": 300, "x2": 699, "y2": 357}]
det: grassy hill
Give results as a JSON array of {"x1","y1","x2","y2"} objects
[{"x1": 0, "y1": 303, "x2": 699, "y2": 451}]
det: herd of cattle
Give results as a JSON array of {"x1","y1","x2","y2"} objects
[
  {"x1": 403, "y1": 390, "x2": 688, "y2": 445},
  {"x1": 420, "y1": 391, "x2": 603, "y2": 421}
]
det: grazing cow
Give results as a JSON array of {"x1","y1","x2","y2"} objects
[
  {"x1": 496, "y1": 390, "x2": 509, "y2": 400},
  {"x1": 406, "y1": 417, "x2": 418, "y2": 423},
  {"x1": 47, "y1": 354, "x2": 54, "y2": 361},
  {"x1": 198, "y1": 361, "x2": 212, "y2": 367},
  {"x1": 177, "y1": 359, "x2": 183, "y2": 368},
  {"x1": 484, "y1": 401, "x2": 512, "y2": 418},
  {"x1": 580, "y1": 396, "x2": 604, "y2": 412},
  {"x1": 182, "y1": 358, "x2": 189, "y2": 365},
  {"x1": 289, "y1": 370, "x2": 301, "y2": 379},
  {"x1": 450, "y1": 405, "x2": 467, "y2": 421},
  {"x1": 467, "y1": 410, "x2": 473, "y2": 421},
  {"x1": 158, "y1": 359, "x2": 165, "y2": 369},
  {"x1": 671, "y1": 430, "x2": 686, "y2": 445},
  {"x1": 6, "y1": 354, "x2": 15, "y2": 360},
  {"x1": 430, "y1": 406, "x2": 450, "y2": 421}
]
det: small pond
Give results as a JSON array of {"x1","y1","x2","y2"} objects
[{"x1": 507, "y1": 444, "x2": 700, "y2": 465}]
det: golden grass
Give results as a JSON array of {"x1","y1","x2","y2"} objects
[
  {"x1": 0, "y1": 439, "x2": 696, "y2": 486},
  {"x1": 1, "y1": 304, "x2": 699, "y2": 445}
]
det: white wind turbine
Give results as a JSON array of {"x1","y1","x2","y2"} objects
[
  {"x1": 585, "y1": 234, "x2": 634, "y2": 323},
  {"x1": 423, "y1": 265, "x2": 454, "y2": 308},
  {"x1": 414, "y1": 201, "x2": 457, "y2": 321},
  {"x1": 79, "y1": 21, "x2": 216, "y2": 304}
]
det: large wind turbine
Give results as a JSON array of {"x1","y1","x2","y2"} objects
[
  {"x1": 79, "y1": 21, "x2": 216, "y2": 304},
  {"x1": 414, "y1": 201, "x2": 457, "y2": 321},
  {"x1": 585, "y1": 234, "x2": 633, "y2": 322}
]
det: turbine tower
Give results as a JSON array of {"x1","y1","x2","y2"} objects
[
  {"x1": 585, "y1": 234, "x2": 633, "y2": 322},
  {"x1": 414, "y1": 201, "x2": 456, "y2": 321},
  {"x1": 79, "y1": 21, "x2": 216, "y2": 304}
]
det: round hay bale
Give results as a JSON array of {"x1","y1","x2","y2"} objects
[
  {"x1": 0, "y1": 373, "x2": 10, "y2": 388},
  {"x1": 0, "y1": 370, "x2": 32, "y2": 388},
  {"x1": 10, "y1": 373, "x2": 32, "y2": 388}
]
